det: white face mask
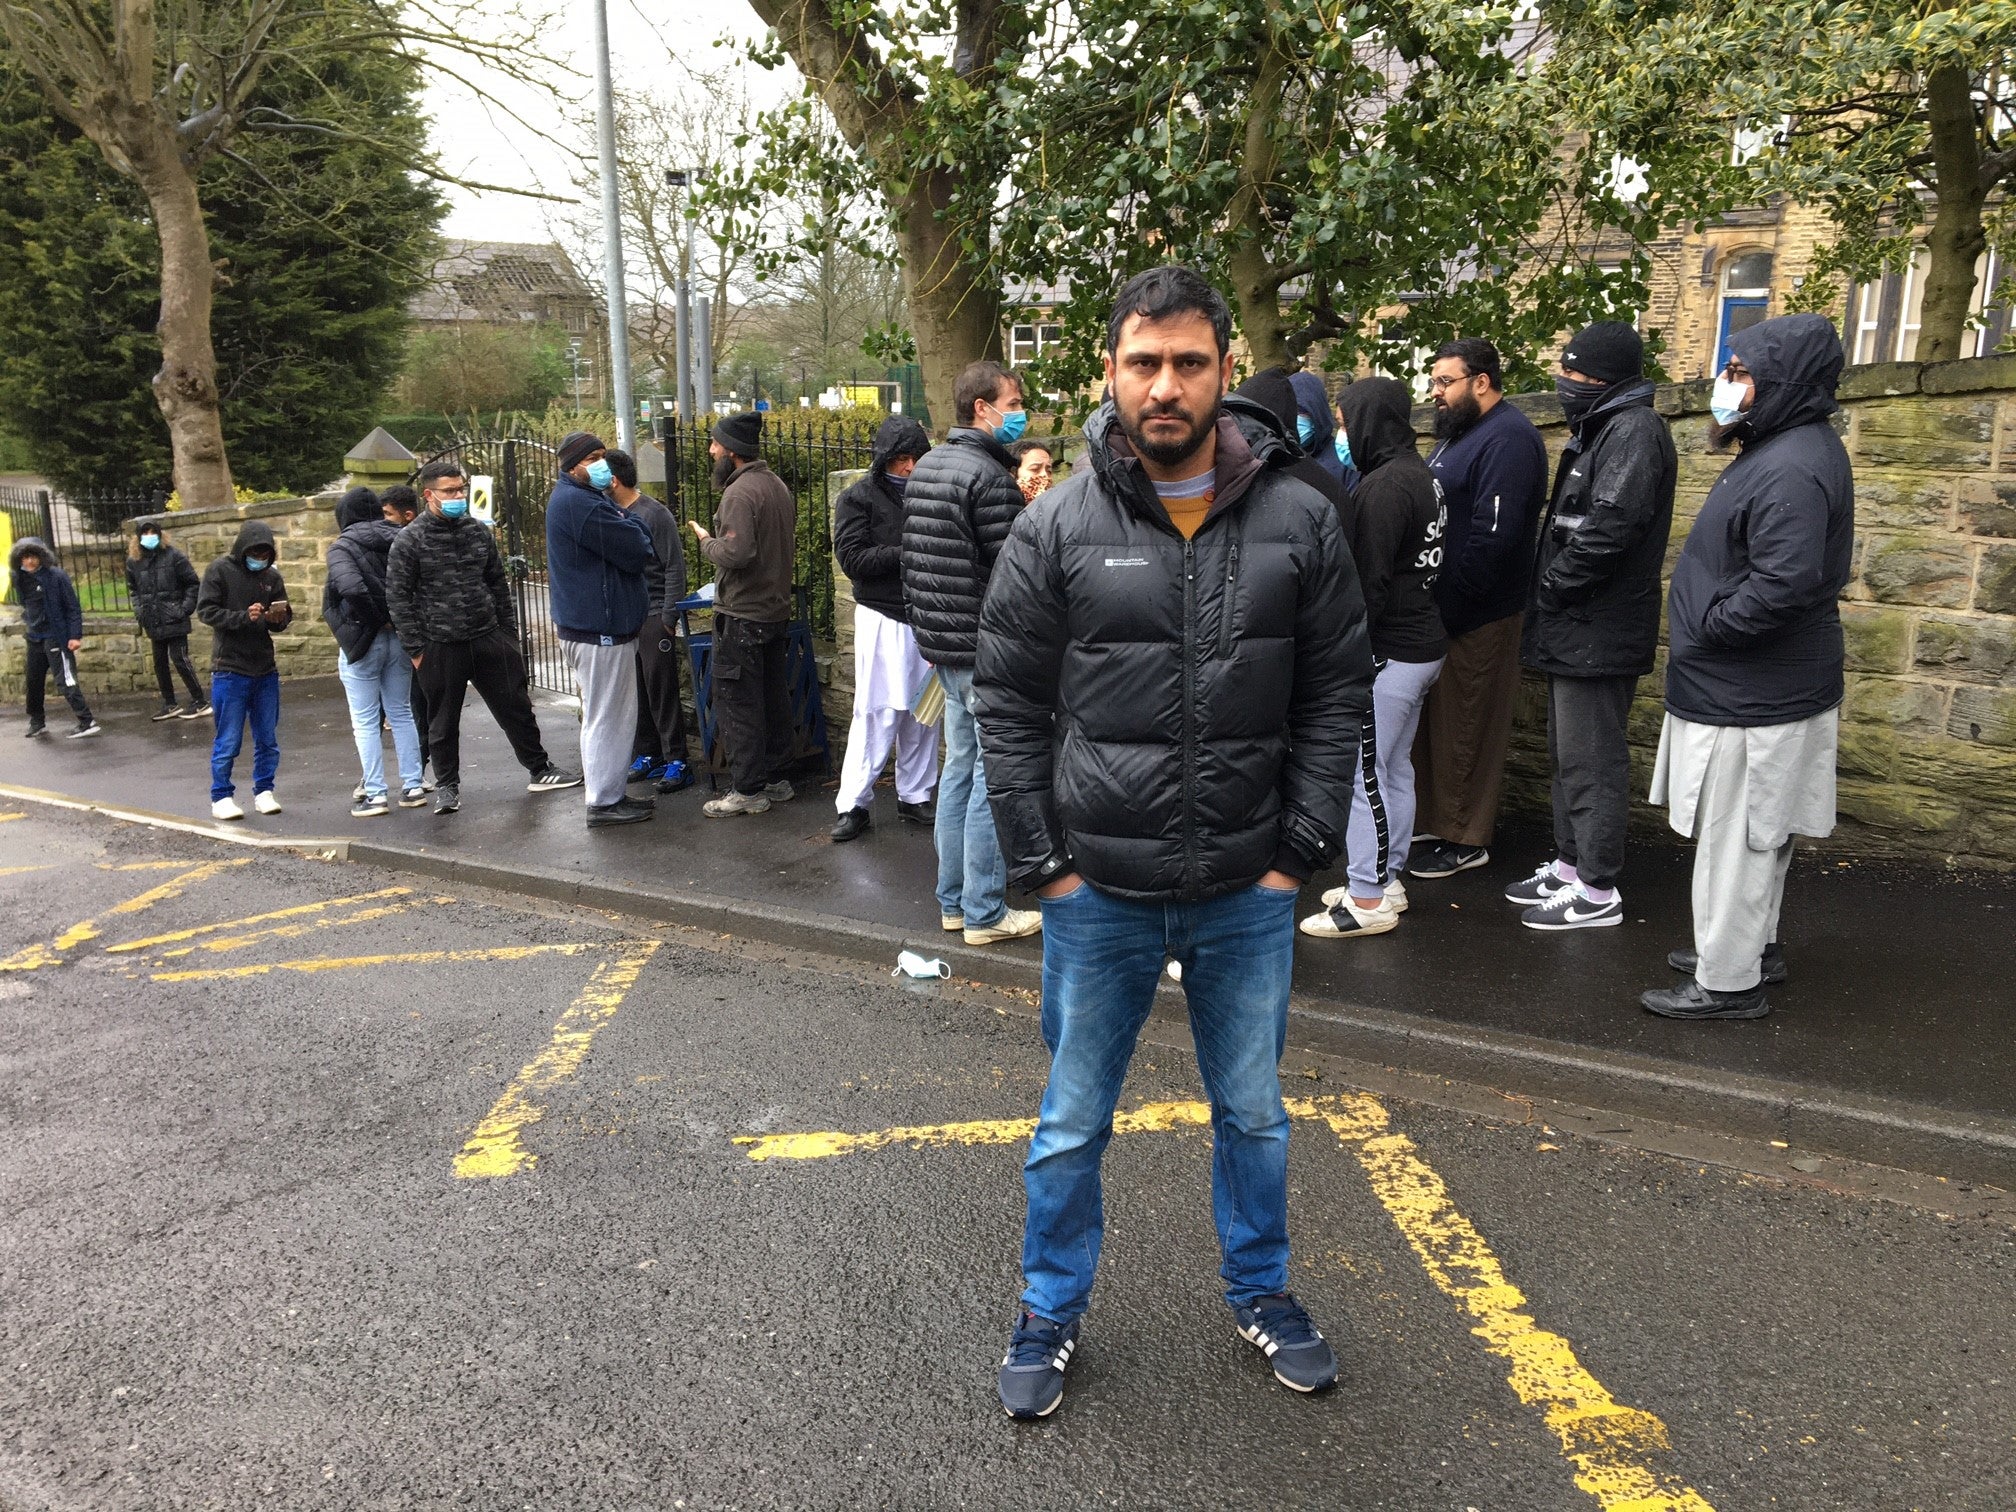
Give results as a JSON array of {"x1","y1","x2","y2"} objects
[{"x1": 1710, "y1": 374, "x2": 1750, "y2": 427}]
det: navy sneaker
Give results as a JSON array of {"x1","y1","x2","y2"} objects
[
  {"x1": 1233, "y1": 1293, "x2": 1339, "y2": 1393},
  {"x1": 1503, "y1": 861, "x2": 1572, "y2": 906},
  {"x1": 1406, "y1": 841, "x2": 1489, "y2": 879},
  {"x1": 997, "y1": 1309, "x2": 1079, "y2": 1419},
  {"x1": 656, "y1": 759, "x2": 694, "y2": 794},
  {"x1": 1521, "y1": 886, "x2": 1623, "y2": 931},
  {"x1": 628, "y1": 755, "x2": 665, "y2": 784}
]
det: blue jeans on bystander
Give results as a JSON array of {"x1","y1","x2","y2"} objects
[
  {"x1": 933, "y1": 667, "x2": 1007, "y2": 929},
  {"x1": 210, "y1": 669, "x2": 280, "y2": 801},
  {"x1": 337, "y1": 636, "x2": 423, "y2": 801},
  {"x1": 1020, "y1": 877, "x2": 1302, "y2": 1324}
]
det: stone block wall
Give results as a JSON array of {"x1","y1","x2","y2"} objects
[
  {"x1": 1502, "y1": 351, "x2": 2016, "y2": 868},
  {"x1": 1, "y1": 494, "x2": 343, "y2": 700}
]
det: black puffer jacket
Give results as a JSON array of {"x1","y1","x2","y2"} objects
[
  {"x1": 324, "y1": 517, "x2": 401, "y2": 661},
  {"x1": 126, "y1": 540, "x2": 200, "y2": 642},
  {"x1": 834, "y1": 415, "x2": 932, "y2": 623},
  {"x1": 386, "y1": 508, "x2": 519, "y2": 656},
  {"x1": 1666, "y1": 313, "x2": 1854, "y2": 727},
  {"x1": 1521, "y1": 381, "x2": 1676, "y2": 679},
  {"x1": 976, "y1": 403, "x2": 1373, "y2": 901},
  {"x1": 899, "y1": 426, "x2": 1024, "y2": 668}
]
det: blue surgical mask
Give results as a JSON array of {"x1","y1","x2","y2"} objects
[
  {"x1": 1334, "y1": 434, "x2": 1354, "y2": 471},
  {"x1": 586, "y1": 459, "x2": 614, "y2": 490},
  {"x1": 244, "y1": 555, "x2": 271, "y2": 573},
  {"x1": 1296, "y1": 415, "x2": 1315, "y2": 447},
  {"x1": 992, "y1": 408, "x2": 1028, "y2": 445},
  {"x1": 1710, "y1": 375, "x2": 1750, "y2": 427},
  {"x1": 139, "y1": 534, "x2": 160, "y2": 550},
  {"x1": 440, "y1": 498, "x2": 469, "y2": 518}
]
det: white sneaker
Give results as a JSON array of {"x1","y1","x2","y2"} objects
[
  {"x1": 703, "y1": 789, "x2": 771, "y2": 818},
  {"x1": 964, "y1": 908, "x2": 1043, "y2": 946},
  {"x1": 941, "y1": 913, "x2": 964, "y2": 932},
  {"x1": 1298, "y1": 896, "x2": 1399, "y2": 939},
  {"x1": 1322, "y1": 878, "x2": 1410, "y2": 911},
  {"x1": 253, "y1": 790, "x2": 282, "y2": 814},
  {"x1": 211, "y1": 796, "x2": 245, "y2": 821}
]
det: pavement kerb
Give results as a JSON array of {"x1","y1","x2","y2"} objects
[{"x1": 9, "y1": 779, "x2": 2016, "y2": 1192}]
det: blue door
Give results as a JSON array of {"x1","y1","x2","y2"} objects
[{"x1": 1717, "y1": 298, "x2": 1768, "y2": 372}]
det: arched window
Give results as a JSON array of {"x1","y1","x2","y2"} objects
[{"x1": 1716, "y1": 250, "x2": 1773, "y2": 372}]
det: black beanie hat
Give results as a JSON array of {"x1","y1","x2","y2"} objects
[
  {"x1": 713, "y1": 410, "x2": 763, "y2": 459},
  {"x1": 1561, "y1": 322, "x2": 1644, "y2": 385},
  {"x1": 557, "y1": 430, "x2": 606, "y2": 472}
]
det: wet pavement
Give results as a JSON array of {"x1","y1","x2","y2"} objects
[
  {"x1": 3, "y1": 804, "x2": 2014, "y2": 1511},
  {"x1": 5, "y1": 679, "x2": 2014, "y2": 1154}
]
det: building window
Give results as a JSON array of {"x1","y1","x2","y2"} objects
[
  {"x1": 1008, "y1": 323, "x2": 1063, "y2": 366},
  {"x1": 1716, "y1": 250, "x2": 1773, "y2": 371},
  {"x1": 1846, "y1": 247, "x2": 2012, "y2": 366}
]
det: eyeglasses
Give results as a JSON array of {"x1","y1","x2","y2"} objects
[
  {"x1": 1427, "y1": 372, "x2": 1478, "y2": 392},
  {"x1": 1719, "y1": 362, "x2": 1752, "y2": 382}
]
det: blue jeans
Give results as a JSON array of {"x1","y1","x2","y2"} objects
[
  {"x1": 337, "y1": 636, "x2": 423, "y2": 801},
  {"x1": 1021, "y1": 879, "x2": 1301, "y2": 1323},
  {"x1": 934, "y1": 667, "x2": 1006, "y2": 929},
  {"x1": 210, "y1": 670, "x2": 280, "y2": 801}
]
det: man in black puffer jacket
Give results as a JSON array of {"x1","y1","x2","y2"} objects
[
  {"x1": 1508, "y1": 322, "x2": 1676, "y2": 933},
  {"x1": 900, "y1": 359, "x2": 1038, "y2": 944},
  {"x1": 326, "y1": 486, "x2": 424, "y2": 814},
  {"x1": 1643, "y1": 313, "x2": 1853, "y2": 1022},
  {"x1": 977, "y1": 266, "x2": 1371, "y2": 1421}
]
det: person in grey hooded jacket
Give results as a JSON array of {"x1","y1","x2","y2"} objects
[{"x1": 1642, "y1": 312, "x2": 1854, "y2": 1021}]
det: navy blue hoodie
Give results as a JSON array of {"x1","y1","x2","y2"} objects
[
  {"x1": 8, "y1": 537, "x2": 82, "y2": 644},
  {"x1": 544, "y1": 470, "x2": 655, "y2": 643}
]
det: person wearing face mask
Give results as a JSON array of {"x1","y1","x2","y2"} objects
[
  {"x1": 1505, "y1": 322, "x2": 1675, "y2": 933},
  {"x1": 545, "y1": 430, "x2": 658, "y2": 829},
  {"x1": 1642, "y1": 313, "x2": 1854, "y2": 1021},
  {"x1": 1289, "y1": 369, "x2": 1351, "y2": 492},
  {"x1": 387, "y1": 460, "x2": 582, "y2": 817},
  {"x1": 1009, "y1": 438, "x2": 1056, "y2": 504},
  {"x1": 195, "y1": 520, "x2": 293, "y2": 819},
  {"x1": 900, "y1": 359, "x2": 1041, "y2": 945},
  {"x1": 693, "y1": 410, "x2": 800, "y2": 817},
  {"x1": 126, "y1": 521, "x2": 208, "y2": 720},
  {"x1": 1230, "y1": 367, "x2": 1350, "y2": 531},
  {"x1": 830, "y1": 414, "x2": 940, "y2": 841}
]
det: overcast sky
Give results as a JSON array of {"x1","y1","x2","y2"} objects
[{"x1": 428, "y1": 0, "x2": 790, "y2": 242}]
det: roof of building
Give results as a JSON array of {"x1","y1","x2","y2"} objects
[{"x1": 409, "y1": 239, "x2": 602, "y2": 326}]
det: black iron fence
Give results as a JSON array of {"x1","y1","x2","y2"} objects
[{"x1": 0, "y1": 484, "x2": 163, "y2": 613}]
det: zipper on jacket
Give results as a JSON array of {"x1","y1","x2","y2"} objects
[
  {"x1": 1182, "y1": 538, "x2": 1198, "y2": 891},
  {"x1": 1216, "y1": 540, "x2": 1241, "y2": 659}
]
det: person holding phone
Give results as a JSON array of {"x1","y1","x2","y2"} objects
[{"x1": 196, "y1": 519, "x2": 293, "y2": 820}]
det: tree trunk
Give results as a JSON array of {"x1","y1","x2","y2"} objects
[
  {"x1": 1914, "y1": 62, "x2": 1989, "y2": 365},
  {"x1": 897, "y1": 167, "x2": 1001, "y2": 432},
  {"x1": 1224, "y1": 30, "x2": 1293, "y2": 372}
]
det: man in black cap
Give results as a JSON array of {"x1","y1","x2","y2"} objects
[
  {"x1": 1505, "y1": 322, "x2": 1676, "y2": 931},
  {"x1": 692, "y1": 411, "x2": 799, "y2": 816}
]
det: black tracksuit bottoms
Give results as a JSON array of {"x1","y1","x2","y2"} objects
[
  {"x1": 414, "y1": 629, "x2": 550, "y2": 789},
  {"x1": 151, "y1": 635, "x2": 206, "y2": 706},
  {"x1": 1547, "y1": 673, "x2": 1639, "y2": 891},
  {"x1": 632, "y1": 612, "x2": 690, "y2": 763}
]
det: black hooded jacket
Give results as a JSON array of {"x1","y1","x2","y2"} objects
[
  {"x1": 1666, "y1": 313, "x2": 1854, "y2": 726},
  {"x1": 899, "y1": 426, "x2": 1025, "y2": 668},
  {"x1": 833, "y1": 414, "x2": 931, "y2": 623},
  {"x1": 126, "y1": 536, "x2": 200, "y2": 642},
  {"x1": 975, "y1": 401, "x2": 1373, "y2": 902},
  {"x1": 1521, "y1": 379, "x2": 1676, "y2": 679},
  {"x1": 1232, "y1": 369, "x2": 1351, "y2": 535},
  {"x1": 196, "y1": 519, "x2": 290, "y2": 677},
  {"x1": 1337, "y1": 379, "x2": 1446, "y2": 664},
  {"x1": 8, "y1": 537, "x2": 82, "y2": 644},
  {"x1": 324, "y1": 514, "x2": 402, "y2": 662}
]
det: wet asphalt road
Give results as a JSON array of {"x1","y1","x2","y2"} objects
[{"x1": 1, "y1": 804, "x2": 2012, "y2": 1512}]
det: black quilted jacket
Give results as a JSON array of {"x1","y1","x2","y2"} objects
[
  {"x1": 898, "y1": 427, "x2": 1024, "y2": 668},
  {"x1": 975, "y1": 402, "x2": 1374, "y2": 901}
]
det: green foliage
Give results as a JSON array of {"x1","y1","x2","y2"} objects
[
  {"x1": 395, "y1": 324, "x2": 573, "y2": 415},
  {"x1": 0, "y1": 6, "x2": 439, "y2": 496}
]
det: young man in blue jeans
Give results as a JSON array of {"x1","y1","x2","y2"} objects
[
  {"x1": 196, "y1": 519, "x2": 293, "y2": 820},
  {"x1": 976, "y1": 266, "x2": 1373, "y2": 1418}
]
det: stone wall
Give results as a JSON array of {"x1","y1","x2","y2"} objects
[
  {"x1": 1501, "y1": 351, "x2": 2016, "y2": 868},
  {"x1": 1, "y1": 494, "x2": 343, "y2": 699}
]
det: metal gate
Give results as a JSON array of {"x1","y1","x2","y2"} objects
[{"x1": 411, "y1": 437, "x2": 568, "y2": 693}]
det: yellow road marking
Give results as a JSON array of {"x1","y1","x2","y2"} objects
[
  {"x1": 153, "y1": 900, "x2": 449, "y2": 958},
  {"x1": 0, "y1": 865, "x2": 52, "y2": 878},
  {"x1": 0, "y1": 812, "x2": 25, "y2": 821},
  {"x1": 736, "y1": 1091, "x2": 1713, "y2": 1511},
  {"x1": 1, "y1": 859, "x2": 250, "y2": 971},
  {"x1": 151, "y1": 941, "x2": 603, "y2": 982},
  {"x1": 98, "y1": 860, "x2": 222, "y2": 872},
  {"x1": 454, "y1": 940, "x2": 662, "y2": 1180},
  {"x1": 108, "y1": 887, "x2": 414, "y2": 953}
]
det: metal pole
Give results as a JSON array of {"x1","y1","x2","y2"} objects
[
  {"x1": 591, "y1": 0, "x2": 635, "y2": 451},
  {"x1": 696, "y1": 296, "x2": 714, "y2": 416},
  {"x1": 674, "y1": 274, "x2": 692, "y2": 424}
]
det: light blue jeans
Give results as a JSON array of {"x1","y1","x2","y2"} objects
[
  {"x1": 1020, "y1": 878, "x2": 1301, "y2": 1323},
  {"x1": 337, "y1": 634, "x2": 422, "y2": 801},
  {"x1": 934, "y1": 667, "x2": 1006, "y2": 929}
]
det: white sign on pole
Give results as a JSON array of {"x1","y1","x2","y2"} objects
[{"x1": 469, "y1": 474, "x2": 495, "y2": 526}]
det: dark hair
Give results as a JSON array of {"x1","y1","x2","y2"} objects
[
  {"x1": 416, "y1": 459, "x2": 465, "y2": 489},
  {"x1": 954, "y1": 361, "x2": 1021, "y2": 426},
  {"x1": 1009, "y1": 437, "x2": 1055, "y2": 462},
  {"x1": 604, "y1": 448, "x2": 638, "y2": 489},
  {"x1": 1432, "y1": 338, "x2": 1503, "y2": 391},
  {"x1": 380, "y1": 484, "x2": 418, "y2": 516},
  {"x1": 1106, "y1": 266, "x2": 1233, "y2": 357}
]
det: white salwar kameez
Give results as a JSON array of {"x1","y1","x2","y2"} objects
[{"x1": 836, "y1": 603, "x2": 940, "y2": 814}]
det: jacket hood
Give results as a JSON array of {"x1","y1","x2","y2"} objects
[
  {"x1": 231, "y1": 519, "x2": 277, "y2": 565},
  {"x1": 1084, "y1": 399, "x2": 1279, "y2": 529},
  {"x1": 336, "y1": 486, "x2": 381, "y2": 529},
  {"x1": 340, "y1": 515, "x2": 399, "y2": 548},
  {"x1": 1729, "y1": 312, "x2": 1843, "y2": 445},
  {"x1": 871, "y1": 414, "x2": 932, "y2": 477},
  {"x1": 1335, "y1": 377, "x2": 1419, "y2": 476},
  {"x1": 8, "y1": 535, "x2": 55, "y2": 571},
  {"x1": 1288, "y1": 370, "x2": 1336, "y2": 453},
  {"x1": 1232, "y1": 369, "x2": 1302, "y2": 446}
]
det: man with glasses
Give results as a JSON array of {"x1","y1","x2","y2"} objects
[
  {"x1": 386, "y1": 459, "x2": 581, "y2": 816},
  {"x1": 1406, "y1": 338, "x2": 1548, "y2": 881},
  {"x1": 1644, "y1": 314, "x2": 1853, "y2": 1020}
]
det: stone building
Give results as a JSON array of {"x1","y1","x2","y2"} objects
[{"x1": 409, "y1": 240, "x2": 609, "y2": 403}]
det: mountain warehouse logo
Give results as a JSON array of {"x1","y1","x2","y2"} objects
[{"x1": 1104, "y1": 557, "x2": 1150, "y2": 567}]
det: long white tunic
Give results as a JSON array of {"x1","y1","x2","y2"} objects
[
  {"x1": 853, "y1": 603, "x2": 933, "y2": 713},
  {"x1": 1651, "y1": 708, "x2": 1839, "y2": 851}
]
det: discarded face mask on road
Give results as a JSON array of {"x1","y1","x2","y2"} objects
[{"x1": 893, "y1": 950, "x2": 951, "y2": 981}]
